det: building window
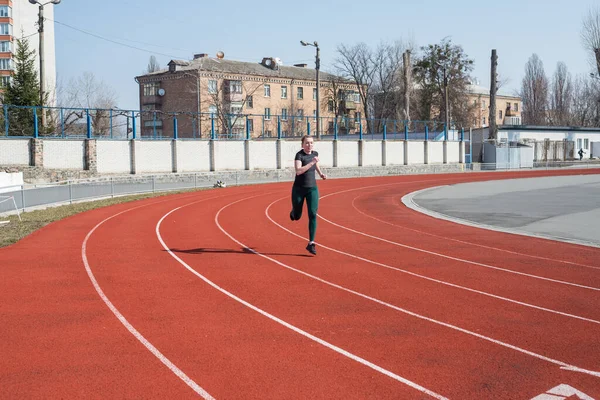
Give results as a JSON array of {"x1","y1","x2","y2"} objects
[
  {"x1": 143, "y1": 82, "x2": 159, "y2": 96},
  {"x1": 230, "y1": 103, "x2": 243, "y2": 115},
  {"x1": 313, "y1": 110, "x2": 316, "y2": 120},
  {"x1": 577, "y1": 138, "x2": 582, "y2": 149},
  {"x1": 328, "y1": 100, "x2": 334, "y2": 112},
  {"x1": 499, "y1": 110, "x2": 503, "y2": 119},
  {"x1": 0, "y1": 6, "x2": 10, "y2": 18},
  {"x1": 313, "y1": 88, "x2": 317, "y2": 100},
  {"x1": 0, "y1": 58, "x2": 11, "y2": 70},
  {"x1": 297, "y1": 109, "x2": 304, "y2": 118},
  {"x1": 0, "y1": 41, "x2": 10, "y2": 53},
  {"x1": 264, "y1": 108, "x2": 271, "y2": 120},
  {"x1": 248, "y1": 119, "x2": 253, "y2": 133},
  {"x1": 297, "y1": 87, "x2": 303, "y2": 100},
  {"x1": 246, "y1": 95, "x2": 253, "y2": 109},
  {"x1": 281, "y1": 108, "x2": 288, "y2": 120},
  {"x1": 281, "y1": 86, "x2": 287, "y2": 99},
  {"x1": 514, "y1": 103, "x2": 519, "y2": 112},
  {"x1": 264, "y1": 84, "x2": 270, "y2": 97},
  {"x1": 208, "y1": 105, "x2": 217, "y2": 115},
  {"x1": 1, "y1": 76, "x2": 10, "y2": 86},
  {"x1": 208, "y1": 80, "x2": 217, "y2": 94},
  {"x1": 584, "y1": 138, "x2": 589, "y2": 150},
  {"x1": 0, "y1": 24, "x2": 11, "y2": 35},
  {"x1": 229, "y1": 80, "x2": 242, "y2": 93},
  {"x1": 355, "y1": 112, "x2": 361, "y2": 123},
  {"x1": 482, "y1": 100, "x2": 486, "y2": 109}
]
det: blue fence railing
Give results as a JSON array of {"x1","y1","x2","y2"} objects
[{"x1": 0, "y1": 105, "x2": 466, "y2": 141}]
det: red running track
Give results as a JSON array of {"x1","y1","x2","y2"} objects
[{"x1": 1, "y1": 169, "x2": 599, "y2": 399}]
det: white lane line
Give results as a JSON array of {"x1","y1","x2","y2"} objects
[
  {"x1": 157, "y1": 197, "x2": 448, "y2": 400},
  {"x1": 265, "y1": 197, "x2": 600, "y2": 325},
  {"x1": 348, "y1": 190, "x2": 600, "y2": 271},
  {"x1": 82, "y1": 200, "x2": 216, "y2": 400},
  {"x1": 247, "y1": 198, "x2": 600, "y2": 378},
  {"x1": 318, "y1": 211, "x2": 600, "y2": 292},
  {"x1": 313, "y1": 187, "x2": 600, "y2": 292}
]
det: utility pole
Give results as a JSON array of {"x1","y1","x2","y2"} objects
[
  {"x1": 300, "y1": 40, "x2": 320, "y2": 139},
  {"x1": 489, "y1": 49, "x2": 498, "y2": 139},
  {"x1": 402, "y1": 50, "x2": 411, "y2": 121},
  {"x1": 37, "y1": 4, "x2": 45, "y2": 129},
  {"x1": 443, "y1": 66, "x2": 449, "y2": 136},
  {"x1": 30, "y1": 0, "x2": 61, "y2": 131}
]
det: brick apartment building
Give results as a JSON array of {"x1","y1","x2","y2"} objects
[
  {"x1": 135, "y1": 53, "x2": 365, "y2": 139},
  {"x1": 0, "y1": 0, "x2": 58, "y2": 102},
  {"x1": 467, "y1": 84, "x2": 522, "y2": 128}
]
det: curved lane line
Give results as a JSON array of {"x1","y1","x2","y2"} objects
[
  {"x1": 257, "y1": 198, "x2": 600, "y2": 378},
  {"x1": 265, "y1": 197, "x2": 600, "y2": 325},
  {"x1": 157, "y1": 196, "x2": 448, "y2": 400},
  {"x1": 82, "y1": 197, "x2": 222, "y2": 400},
  {"x1": 314, "y1": 187, "x2": 600, "y2": 292},
  {"x1": 348, "y1": 189, "x2": 599, "y2": 271}
]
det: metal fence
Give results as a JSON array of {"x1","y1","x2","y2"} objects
[{"x1": 0, "y1": 105, "x2": 465, "y2": 141}]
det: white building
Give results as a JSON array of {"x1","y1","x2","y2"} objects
[{"x1": 1, "y1": 0, "x2": 57, "y2": 105}]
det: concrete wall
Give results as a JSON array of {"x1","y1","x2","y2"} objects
[
  {"x1": 1, "y1": 138, "x2": 465, "y2": 179},
  {"x1": 43, "y1": 140, "x2": 85, "y2": 169},
  {"x1": 0, "y1": 140, "x2": 29, "y2": 165},
  {"x1": 97, "y1": 141, "x2": 133, "y2": 174}
]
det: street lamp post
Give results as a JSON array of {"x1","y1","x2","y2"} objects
[
  {"x1": 300, "y1": 40, "x2": 320, "y2": 139},
  {"x1": 29, "y1": 0, "x2": 61, "y2": 130}
]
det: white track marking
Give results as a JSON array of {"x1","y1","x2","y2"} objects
[
  {"x1": 213, "y1": 195, "x2": 600, "y2": 378},
  {"x1": 318, "y1": 212, "x2": 600, "y2": 292},
  {"x1": 348, "y1": 190, "x2": 600, "y2": 271},
  {"x1": 265, "y1": 198, "x2": 600, "y2": 325},
  {"x1": 156, "y1": 198, "x2": 448, "y2": 400},
  {"x1": 312, "y1": 186, "x2": 600, "y2": 292},
  {"x1": 82, "y1": 198, "x2": 217, "y2": 400}
]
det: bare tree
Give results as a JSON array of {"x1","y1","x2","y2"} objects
[
  {"x1": 549, "y1": 62, "x2": 573, "y2": 126},
  {"x1": 335, "y1": 43, "x2": 376, "y2": 132},
  {"x1": 147, "y1": 56, "x2": 161, "y2": 74},
  {"x1": 582, "y1": 7, "x2": 600, "y2": 77},
  {"x1": 520, "y1": 54, "x2": 549, "y2": 125},
  {"x1": 203, "y1": 77, "x2": 265, "y2": 137},
  {"x1": 57, "y1": 71, "x2": 118, "y2": 136}
]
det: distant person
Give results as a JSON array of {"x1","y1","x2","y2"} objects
[
  {"x1": 578, "y1": 148, "x2": 585, "y2": 160},
  {"x1": 289, "y1": 135, "x2": 327, "y2": 255}
]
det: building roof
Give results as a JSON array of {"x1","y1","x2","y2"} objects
[
  {"x1": 137, "y1": 56, "x2": 348, "y2": 83},
  {"x1": 467, "y1": 84, "x2": 520, "y2": 99}
]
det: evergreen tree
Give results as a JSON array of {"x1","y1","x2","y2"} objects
[{"x1": 2, "y1": 37, "x2": 41, "y2": 136}]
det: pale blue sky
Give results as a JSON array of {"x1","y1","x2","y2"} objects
[{"x1": 53, "y1": 0, "x2": 597, "y2": 110}]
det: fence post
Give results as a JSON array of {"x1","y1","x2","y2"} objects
[
  {"x1": 211, "y1": 113, "x2": 215, "y2": 140},
  {"x1": 109, "y1": 109, "x2": 113, "y2": 139},
  {"x1": 460, "y1": 127, "x2": 464, "y2": 142},
  {"x1": 425, "y1": 125, "x2": 429, "y2": 141},
  {"x1": 86, "y1": 109, "x2": 92, "y2": 139},
  {"x1": 173, "y1": 116, "x2": 178, "y2": 140},
  {"x1": 359, "y1": 118, "x2": 363, "y2": 139},
  {"x1": 246, "y1": 115, "x2": 250, "y2": 140},
  {"x1": 307, "y1": 117, "x2": 311, "y2": 136},
  {"x1": 277, "y1": 116, "x2": 281, "y2": 139},
  {"x1": 444, "y1": 123, "x2": 448, "y2": 141},
  {"x1": 131, "y1": 111, "x2": 136, "y2": 139},
  {"x1": 3, "y1": 105, "x2": 7, "y2": 136},
  {"x1": 33, "y1": 108, "x2": 39, "y2": 138},
  {"x1": 382, "y1": 121, "x2": 386, "y2": 140},
  {"x1": 334, "y1": 119, "x2": 338, "y2": 140},
  {"x1": 404, "y1": 124, "x2": 408, "y2": 141}
]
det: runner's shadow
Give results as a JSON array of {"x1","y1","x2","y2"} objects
[{"x1": 168, "y1": 247, "x2": 311, "y2": 257}]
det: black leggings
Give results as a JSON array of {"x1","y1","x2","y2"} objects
[{"x1": 291, "y1": 186, "x2": 319, "y2": 242}]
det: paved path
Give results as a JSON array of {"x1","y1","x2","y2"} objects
[{"x1": 406, "y1": 173, "x2": 600, "y2": 248}]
